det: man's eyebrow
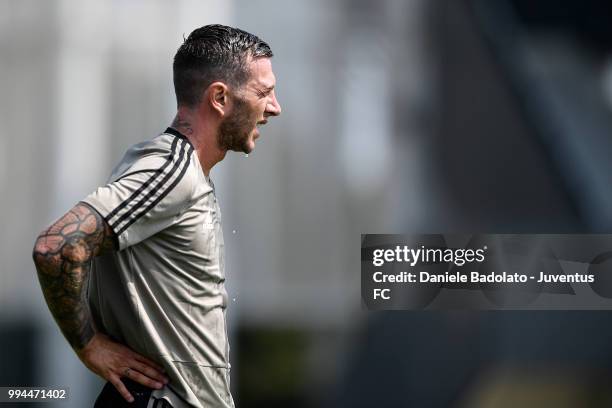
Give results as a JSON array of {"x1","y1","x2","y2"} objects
[{"x1": 260, "y1": 84, "x2": 275, "y2": 91}]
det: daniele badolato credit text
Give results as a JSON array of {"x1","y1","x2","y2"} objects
[{"x1": 361, "y1": 234, "x2": 610, "y2": 310}]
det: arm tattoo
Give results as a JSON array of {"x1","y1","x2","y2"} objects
[{"x1": 32, "y1": 203, "x2": 117, "y2": 351}]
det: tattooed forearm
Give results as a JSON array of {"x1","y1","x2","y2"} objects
[{"x1": 32, "y1": 203, "x2": 116, "y2": 351}]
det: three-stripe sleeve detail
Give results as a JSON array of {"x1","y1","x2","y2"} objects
[{"x1": 104, "y1": 137, "x2": 193, "y2": 235}]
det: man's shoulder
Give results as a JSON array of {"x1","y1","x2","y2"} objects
[
  {"x1": 102, "y1": 130, "x2": 199, "y2": 211},
  {"x1": 83, "y1": 130, "x2": 199, "y2": 249},
  {"x1": 110, "y1": 131, "x2": 195, "y2": 182}
]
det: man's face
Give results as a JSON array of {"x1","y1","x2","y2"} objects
[{"x1": 218, "y1": 57, "x2": 281, "y2": 153}]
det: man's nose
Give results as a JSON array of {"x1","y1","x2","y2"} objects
[{"x1": 266, "y1": 93, "x2": 282, "y2": 116}]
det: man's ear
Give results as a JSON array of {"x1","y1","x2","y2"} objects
[{"x1": 207, "y1": 82, "x2": 228, "y2": 117}]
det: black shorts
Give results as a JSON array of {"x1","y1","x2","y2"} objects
[{"x1": 94, "y1": 378, "x2": 172, "y2": 408}]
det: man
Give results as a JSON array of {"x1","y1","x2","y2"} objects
[{"x1": 32, "y1": 24, "x2": 281, "y2": 407}]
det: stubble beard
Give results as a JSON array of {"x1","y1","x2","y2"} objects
[{"x1": 218, "y1": 96, "x2": 255, "y2": 154}]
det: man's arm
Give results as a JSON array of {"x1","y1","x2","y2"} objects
[
  {"x1": 32, "y1": 203, "x2": 168, "y2": 402},
  {"x1": 33, "y1": 203, "x2": 113, "y2": 349}
]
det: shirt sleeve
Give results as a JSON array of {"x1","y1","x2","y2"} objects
[{"x1": 82, "y1": 138, "x2": 195, "y2": 250}]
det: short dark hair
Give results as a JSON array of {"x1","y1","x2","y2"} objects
[{"x1": 173, "y1": 24, "x2": 273, "y2": 107}]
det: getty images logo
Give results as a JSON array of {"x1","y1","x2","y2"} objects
[
  {"x1": 371, "y1": 245, "x2": 487, "y2": 268},
  {"x1": 362, "y1": 234, "x2": 612, "y2": 310}
]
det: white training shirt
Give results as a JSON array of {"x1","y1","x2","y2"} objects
[{"x1": 83, "y1": 128, "x2": 234, "y2": 408}]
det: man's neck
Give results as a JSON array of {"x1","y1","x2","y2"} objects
[{"x1": 170, "y1": 108, "x2": 226, "y2": 176}]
